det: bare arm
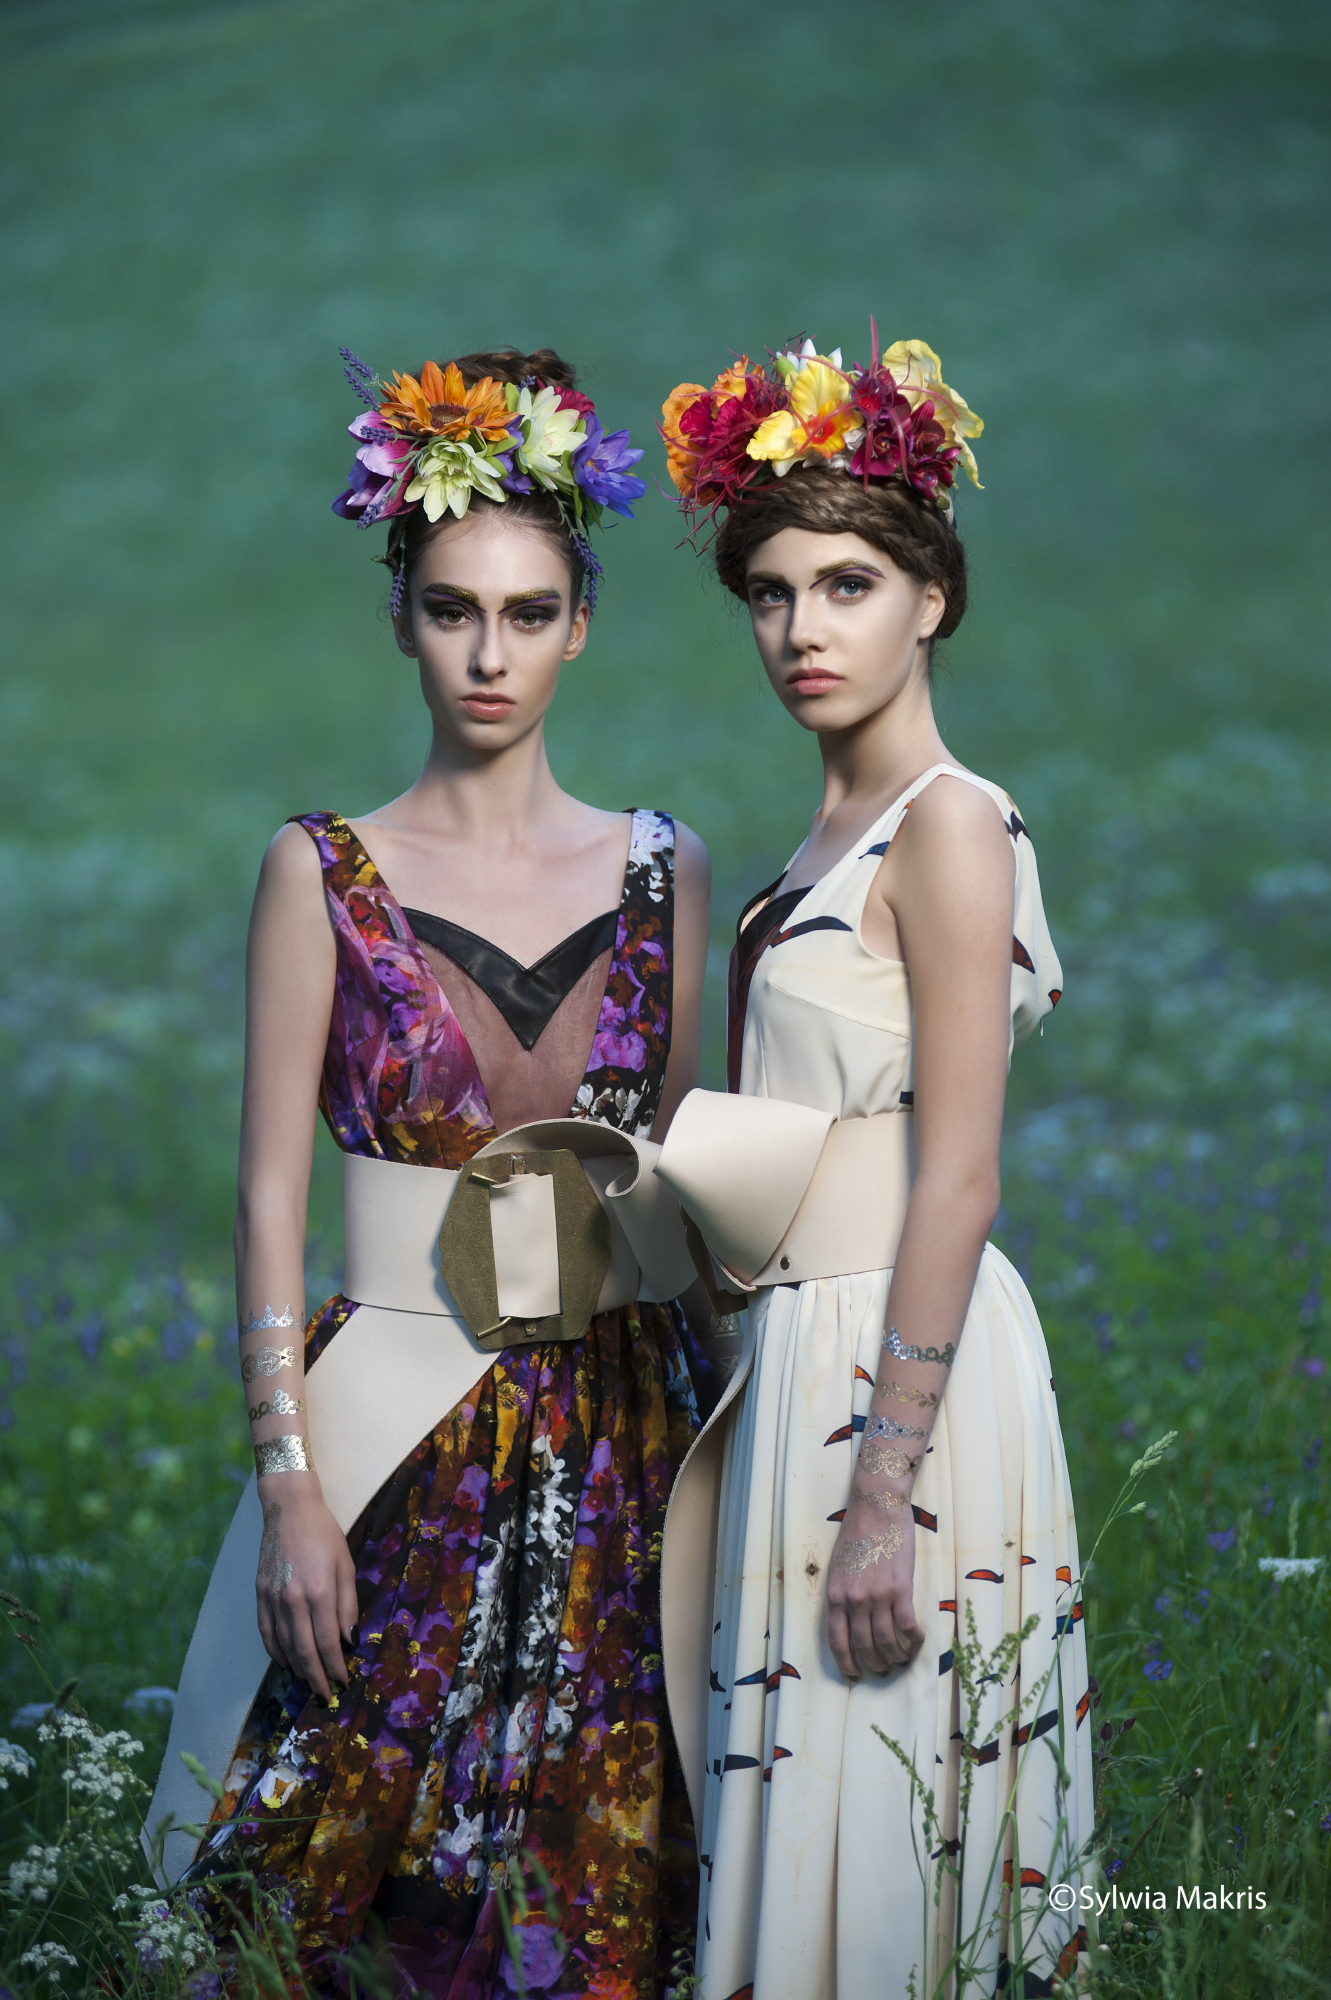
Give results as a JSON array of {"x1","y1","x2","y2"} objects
[
  {"x1": 826, "y1": 778, "x2": 1014, "y2": 1680},
  {"x1": 652, "y1": 818, "x2": 711, "y2": 1140},
  {"x1": 236, "y1": 822, "x2": 356, "y2": 1699}
]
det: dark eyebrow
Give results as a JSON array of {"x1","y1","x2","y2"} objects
[
  {"x1": 418, "y1": 583, "x2": 564, "y2": 609},
  {"x1": 745, "y1": 560, "x2": 886, "y2": 588}
]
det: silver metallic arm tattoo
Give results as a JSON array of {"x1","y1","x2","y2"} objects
[{"x1": 241, "y1": 1346, "x2": 298, "y2": 1385}]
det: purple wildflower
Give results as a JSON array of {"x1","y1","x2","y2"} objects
[
  {"x1": 1302, "y1": 1436, "x2": 1322, "y2": 1471},
  {"x1": 1208, "y1": 1525, "x2": 1238, "y2": 1552},
  {"x1": 572, "y1": 529, "x2": 604, "y2": 615},
  {"x1": 1154, "y1": 1594, "x2": 1172, "y2": 1614},
  {"x1": 572, "y1": 421, "x2": 647, "y2": 517},
  {"x1": 1304, "y1": 1356, "x2": 1327, "y2": 1378},
  {"x1": 1183, "y1": 1342, "x2": 1204, "y2": 1371},
  {"x1": 390, "y1": 566, "x2": 408, "y2": 620},
  {"x1": 1143, "y1": 1659, "x2": 1173, "y2": 1681},
  {"x1": 340, "y1": 347, "x2": 380, "y2": 409},
  {"x1": 1320, "y1": 1813, "x2": 1331, "y2": 1835}
]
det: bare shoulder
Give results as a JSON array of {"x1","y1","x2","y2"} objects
[
  {"x1": 253, "y1": 820, "x2": 325, "y2": 912},
  {"x1": 895, "y1": 771, "x2": 1014, "y2": 878},
  {"x1": 671, "y1": 817, "x2": 712, "y2": 890}
]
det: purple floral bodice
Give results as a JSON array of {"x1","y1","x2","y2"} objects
[{"x1": 293, "y1": 808, "x2": 675, "y2": 1167}]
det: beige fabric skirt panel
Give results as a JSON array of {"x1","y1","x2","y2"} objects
[{"x1": 696, "y1": 1244, "x2": 1092, "y2": 2000}]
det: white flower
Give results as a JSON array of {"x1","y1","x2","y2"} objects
[
  {"x1": 1257, "y1": 1556, "x2": 1322, "y2": 1579},
  {"x1": 7, "y1": 1842, "x2": 62, "y2": 1901},
  {"x1": 512, "y1": 384, "x2": 585, "y2": 490},
  {"x1": 406, "y1": 436, "x2": 508, "y2": 521},
  {"x1": 0, "y1": 1736, "x2": 35, "y2": 1788},
  {"x1": 20, "y1": 1940, "x2": 78, "y2": 1986}
]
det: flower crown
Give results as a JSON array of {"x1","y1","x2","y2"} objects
[
  {"x1": 332, "y1": 350, "x2": 646, "y2": 612},
  {"x1": 661, "y1": 321, "x2": 982, "y2": 538}
]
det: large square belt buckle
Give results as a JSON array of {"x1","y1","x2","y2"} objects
[{"x1": 439, "y1": 1148, "x2": 612, "y2": 1351}]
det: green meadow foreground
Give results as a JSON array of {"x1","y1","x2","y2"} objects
[{"x1": 2, "y1": 0, "x2": 1329, "y2": 1991}]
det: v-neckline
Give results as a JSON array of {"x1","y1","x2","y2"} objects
[{"x1": 330, "y1": 810, "x2": 632, "y2": 1136}]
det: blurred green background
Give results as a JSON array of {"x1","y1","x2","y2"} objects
[
  {"x1": 2, "y1": 0, "x2": 1328, "y2": 1275},
  {"x1": 3, "y1": 6, "x2": 1330, "y2": 1979}
]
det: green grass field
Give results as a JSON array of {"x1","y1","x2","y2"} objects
[{"x1": 1, "y1": 0, "x2": 1328, "y2": 1992}]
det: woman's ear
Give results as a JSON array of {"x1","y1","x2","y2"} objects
[
  {"x1": 918, "y1": 580, "x2": 947, "y2": 641},
  {"x1": 393, "y1": 592, "x2": 418, "y2": 659},
  {"x1": 561, "y1": 599, "x2": 590, "y2": 662}
]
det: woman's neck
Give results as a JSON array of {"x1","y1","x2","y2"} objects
[
  {"x1": 813, "y1": 661, "x2": 950, "y2": 830},
  {"x1": 380, "y1": 718, "x2": 575, "y2": 844}
]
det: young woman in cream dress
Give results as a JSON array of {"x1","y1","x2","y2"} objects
[{"x1": 657, "y1": 336, "x2": 1093, "y2": 1998}]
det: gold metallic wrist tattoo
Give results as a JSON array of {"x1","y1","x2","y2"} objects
[
  {"x1": 877, "y1": 1378, "x2": 941, "y2": 1411},
  {"x1": 885, "y1": 1326, "x2": 955, "y2": 1367},
  {"x1": 859, "y1": 1440, "x2": 922, "y2": 1479},
  {"x1": 864, "y1": 1411, "x2": 927, "y2": 1443},
  {"x1": 248, "y1": 1390, "x2": 305, "y2": 1424},
  {"x1": 851, "y1": 1482, "x2": 912, "y2": 1512},
  {"x1": 831, "y1": 1526, "x2": 904, "y2": 1574},
  {"x1": 242, "y1": 1345, "x2": 297, "y2": 1384},
  {"x1": 255, "y1": 1435, "x2": 314, "y2": 1476}
]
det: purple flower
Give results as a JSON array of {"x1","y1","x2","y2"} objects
[
  {"x1": 332, "y1": 412, "x2": 414, "y2": 526},
  {"x1": 1184, "y1": 1342, "x2": 1204, "y2": 1371},
  {"x1": 1302, "y1": 1436, "x2": 1322, "y2": 1471},
  {"x1": 1304, "y1": 1357, "x2": 1327, "y2": 1377},
  {"x1": 572, "y1": 421, "x2": 647, "y2": 517},
  {"x1": 1208, "y1": 1525, "x2": 1238, "y2": 1552},
  {"x1": 1143, "y1": 1658, "x2": 1173, "y2": 1681},
  {"x1": 1320, "y1": 1813, "x2": 1331, "y2": 1835},
  {"x1": 1154, "y1": 1593, "x2": 1172, "y2": 1614}
]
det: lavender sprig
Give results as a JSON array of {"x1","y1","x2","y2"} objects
[
  {"x1": 572, "y1": 531, "x2": 603, "y2": 616},
  {"x1": 340, "y1": 347, "x2": 380, "y2": 409}
]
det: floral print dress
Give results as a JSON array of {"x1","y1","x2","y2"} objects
[{"x1": 187, "y1": 810, "x2": 704, "y2": 2000}]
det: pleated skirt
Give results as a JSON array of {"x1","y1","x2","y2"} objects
[{"x1": 696, "y1": 1245, "x2": 1093, "y2": 2000}]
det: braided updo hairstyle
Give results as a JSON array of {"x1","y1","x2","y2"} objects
[{"x1": 712, "y1": 461, "x2": 968, "y2": 640}]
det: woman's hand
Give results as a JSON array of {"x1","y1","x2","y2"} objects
[
  {"x1": 255, "y1": 1480, "x2": 358, "y2": 1701},
  {"x1": 826, "y1": 1495, "x2": 922, "y2": 1680}
]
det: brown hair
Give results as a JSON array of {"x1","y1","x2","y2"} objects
[
  {"x1": 390, "y1": 347, "x2": 590, "y2": 604},
  {"x1": 712, "y1": 461, "x2": 968, "y2": 639}
]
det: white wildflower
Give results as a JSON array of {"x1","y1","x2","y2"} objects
[
  {"x1": 1257, "y1": 1556, "x2": 1322, "y2": 1579},
  {"x1": 20, "y1": 1940, "x2": 79, "y2": 1986},
  {"x1": 133, "y1": 1892, "x2": 209, "y2": 1972},
  {"x1": 0, "y1": 1736, "x2": 35, "y2": 1788},
  {"x1": 7, "y1": 1842, "x2": 62, "y2": 1901}
]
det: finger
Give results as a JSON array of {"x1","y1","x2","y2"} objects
[
  {"x1": 871, "y1": 1603, "x2": 908, "y2": 1672},
  {"x1": 337, "y1": 1549, "x2": 359, "y2": 1650},
  {"x1": 849, "y1": 1601, "x2": 888, "y2": 1679},
  {"x1": 827, "y1": 1602, "x2": 858, "y2": 1681},
  {"x1": 278, "y1": 1595, "x2": 331, "y2": 1701},
  {"x1": 311, "y1": 1593, "x2": 350, "y2": 1691},
  {"x1": 256, "y1": 1589, "x2": 286, "y2": 1669},
  {"x1": 892, "y1": 1589, "x2": 925, "y2": 1658}
]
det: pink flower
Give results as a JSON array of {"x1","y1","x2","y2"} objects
[{"x1": 332, "y1": 411, "x2": 415, "y2": 524}]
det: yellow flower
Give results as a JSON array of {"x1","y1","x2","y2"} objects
[
  {"x1": 747, "y1": 355, "x2": 855, "y2": 473},
  {"x1": 881, "y1": 340, "x2": 984, "y2": 487}
]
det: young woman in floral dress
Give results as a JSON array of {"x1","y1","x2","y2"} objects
[
  {"x1": 656, "y1": 333, "x2": 1093, "y2": 1998},
  {"x1": 168, "y1": 347, "x2": 715, "y2": 1997}
]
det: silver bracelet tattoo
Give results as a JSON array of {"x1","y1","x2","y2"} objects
[
  {"x1": 884, "y1": 1326, "x2": 955, "y2": 1368},
  {"x1": 255, "y1": 1435, "x2": 314, "y2": 1476},
  {"x1": 864, "y1": 1411, "x2": 927, "y2": 1443},
  {"x1": 248, "y1": 1390, "x2": 305, "y2": 1424},
  {"x1": 243, "y1": 1304, "x2": 296, "y2": 1335},
  {"x1": 242, "y1": 1345, "x2": 297, "y2": 1385}
]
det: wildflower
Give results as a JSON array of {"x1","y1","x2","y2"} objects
[
  {"x1": 1154, "y1": 1593, "x2": 1172, "y2": 1613},
  {"x1": 0, "y1": 1737, "x2": 35, "y2": 1788},
  {"x1": 1304, "y1": 1356, "x2": 1326, "y2": 1377},
  {"x1": 378, "y1": 360, "x2": 514, "y2": 446},
  {"x1": 748, "y1": 353, "x2": 857, "y2": 473},
  {"x1": 123, "y1": 1686, "x2": 176, "y2": 1715},
  {"x1": 1143, "y1": 1659, "x2": 1173, "y2": 1681},
  {"x1": 406, "y1": 435, "x2": 511, "y2": 522},
  {"x1": 1320, "y1": 1813, "x2": 1331, "y2": 1834},
  {"x1": 7, "y1": 1843, "x2": 62, "y2": 1901},
  {"x1": 9, "y1": 1703, "x2": 52, "y2": 1730},
  {"x1": 1257, "y1": 1556, "x2": 1322, "y2": 1579},
  {"x1": 19, "y1": 1942, "x2": 78, "y2": 1987},
  {"x1": 332, "y1": 412, "x2": 415, "y2": 526},
  {"x1": 1207, "y1": 1526, "x2": 1238, "y2": 1552},
  {"x1": 132, "y1": 1893, "x2": 209, "y2": 1974},
  {"x1": 1183, "y1": 1342, "x2": 1204, "y2": 1370},
  {"x1": 1302, "y1": 1436, "x2": 1322, "y2": 1472},
  {"x1": 572, "y1": 420, "x2": 647, "y2": 517}
]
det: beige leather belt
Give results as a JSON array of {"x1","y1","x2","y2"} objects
[
  {"x1": 655, "y1": 1089, "x2": 915, "y2": 1292},
  {"x1": 345, "y1": 1116, "x2": 698, "y2": 1333}
]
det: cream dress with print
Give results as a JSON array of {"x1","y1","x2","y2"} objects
[{"x1": 696, "y1": 766, "x2": 1092, "y2": 2000}]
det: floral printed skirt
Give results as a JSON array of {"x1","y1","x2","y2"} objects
[{"x1": 186, "y1": 1297, "x2": 702, "y2": 1999}]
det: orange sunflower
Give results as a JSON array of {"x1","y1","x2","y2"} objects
[{"x1": 378, "y1": 360, "x2": 514, "y2": 444}]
